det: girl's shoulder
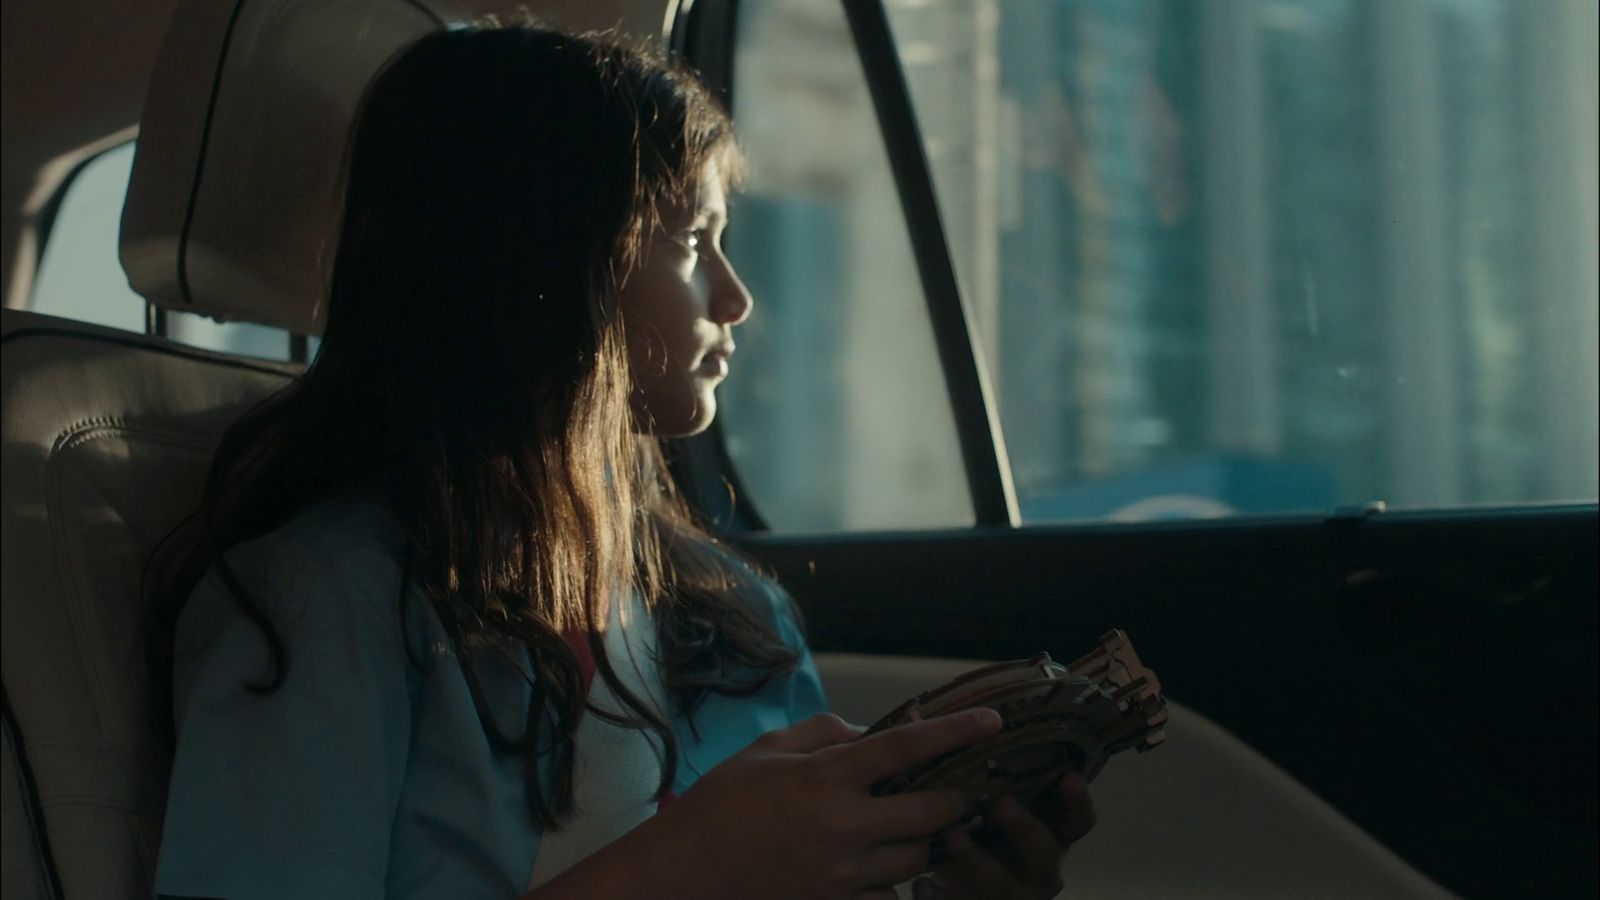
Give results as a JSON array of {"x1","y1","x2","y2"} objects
[
  {"x1": 200, "y1": 495, "x2": 411, "y2": 626},
  {"x1": 272, "y1": 494, "x2": 407, "y2": 564},
  {"x1": 715, "y1": 551, "x2": 806, "y2": 652}
]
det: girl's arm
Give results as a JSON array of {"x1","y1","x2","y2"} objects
[
  {"x1": 518, "y1": 807, "x2": 696, "y2": 900},
  {"x1": 522, "y1": 711, "x2": 1002, "y2": 900}
]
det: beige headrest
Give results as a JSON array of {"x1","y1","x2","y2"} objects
[{"x1": 119, "y1": 0, "x2": 484, "y2": 335}]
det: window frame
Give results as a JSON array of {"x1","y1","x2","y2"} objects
[
  {"x1": 28, "y1": 138, "x2": 312, "y2": 363},
  {"x1": 673, "y1": 0, "x2": 1017, "y2": 529},
  {"x1": 27, "y1": 139, "x2": 163, "y2": 336}
]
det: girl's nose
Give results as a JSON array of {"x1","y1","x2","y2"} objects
[{"x1": 710, "y1": 256, "x2": 754, "y2": 326}]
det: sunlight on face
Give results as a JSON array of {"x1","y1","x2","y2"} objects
[{"x1": 619, "y1": 161, "x2": 754, "y2": 437}]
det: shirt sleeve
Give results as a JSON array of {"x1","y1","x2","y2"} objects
[
  {"x1": 667, "y1": 577, "x2": 829, "y2": 793},
  {"x1": 154, "y1": 534, "x2": 412, "y2": 900},
  {"x1": 767, "y1": 583, "x2": 830, "y2": 724}
]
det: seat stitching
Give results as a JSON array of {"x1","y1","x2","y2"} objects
[
  {"x1": 36, "y1": 795, "x2": 164, "y2": 814},
  {"x1": 21, "y1": 739, "x2": 135, "y2": 752},
  {"x1": 43, "y1": 459, "x2": 115, "y2": 739},
  {"x1": 42, "y1": 421, "x2": 218, "y2": 741},
  {"x1": 132, "y1": 813, "x2": 160, "y2": 886}
]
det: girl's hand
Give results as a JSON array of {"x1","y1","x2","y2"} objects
[
  {"x1": 910, "y1": 772, "x2": 1096, "y2": 900},
  {"x1": 654, "y1": 710, "x2": 1004, "y2": 900}
]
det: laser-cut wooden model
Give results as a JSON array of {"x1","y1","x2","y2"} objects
[{"x1": 866, "y1": 630, "x2": 1167, "y2": 813}]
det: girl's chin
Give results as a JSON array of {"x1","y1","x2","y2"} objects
[
  {"x1": 681, "y1": 391, "x2": 718, "y2": 435},
  {"x1": 639, "y1": 391, "x2": 717, "y2": 438}
]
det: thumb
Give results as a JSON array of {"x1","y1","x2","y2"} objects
[{"x1": 759, "y1": 713, "x2": 866, "y2": 753}]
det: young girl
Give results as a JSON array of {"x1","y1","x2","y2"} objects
[{"x1": 145, "y1": 23, "x2": 1092, "y2": 900}]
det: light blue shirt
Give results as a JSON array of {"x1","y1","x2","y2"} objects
[{"x1": 154, "y1": 498, "x2": 827, "y2": 900}]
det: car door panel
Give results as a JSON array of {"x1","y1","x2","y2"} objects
[{"x1": 747, "y1": 506, "x2": 1597, "y2": 900}]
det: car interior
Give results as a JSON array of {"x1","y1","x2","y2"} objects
[{"x1": 2, "y1": 0, "x2": 1595, "y2": 898}]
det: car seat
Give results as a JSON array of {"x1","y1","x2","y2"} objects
[
  {"x1": 1, "y1": 311, "x2": 296, "y2": 898},
  {"x1": 2, "y1": 1, "x2": 450, "y2": 895}
]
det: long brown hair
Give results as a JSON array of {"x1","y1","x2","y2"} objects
[{"x1": 144, "y1": 23, "x2": 799, "y2": 828}]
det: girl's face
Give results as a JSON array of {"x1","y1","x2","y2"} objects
[{"x1": 620, "y1": 162, "x2": 754, "y2": 437}]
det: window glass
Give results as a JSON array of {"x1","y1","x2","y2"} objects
[
  {"x1": 886, "y1": 0, "x2": 1599, "y2": 521},
  {"x1": 722, "y1": 0, "x2": 973, "y2": 532},
  {"x1": 31, "y1": 141, "x2": 292, "y2": 361}
]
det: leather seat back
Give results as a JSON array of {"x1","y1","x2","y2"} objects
[
  {"x1": 5, "y1": 4, "x2": 514, "y2": 895},
  {"x1": 1, "y1": 309, "x2": 293, "y2": 898}
]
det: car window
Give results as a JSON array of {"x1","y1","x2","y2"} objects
[
  {"x1": 721, "y1": 0, "x2": 974, "y2": 532},
  {"x1": 883, "y1": 0, "x2": 1598, "y2": 522},
  {"x1": 30, "y1": 140, "x2": 298, "y2": 361}
]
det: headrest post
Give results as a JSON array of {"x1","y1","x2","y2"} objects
[{"x1": 144, "y1": 301, "x2": 168, "y2": 337}]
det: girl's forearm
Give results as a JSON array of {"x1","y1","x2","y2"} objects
[{"x1": 518, "y1": 810, "x2": 712, "y2": 900}]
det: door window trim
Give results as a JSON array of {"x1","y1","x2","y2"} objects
[
  {"x1": 838, "y1": 0, "x2": 1017, "y2": 527},
  {"x1": 672, "y1": 0, "x2": 1018, "y2": 529}
]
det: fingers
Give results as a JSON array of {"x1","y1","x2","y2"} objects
[
  {"x1": 827, "y1": 708, "x2": 1002, "y2": 787},
  {"x1": 1046, "y1": 772, "x2": 1096, "y2": 846},
  {"x1": 861, "y1": 788, "x2": 974, "y2": 842},
  {"x1": 931, "y1": 802, "x2": 1071, "y2": 900},
  {"x1": 858, "y1": 840, "x2": 935, "y2": 887},
  {"x1": 988, "y1": 796, "x2": 1066, "y2": 889},
  {"x1": 939, "y1": 825, "x2": 1025, "y2": 896},
  {"x1": 758, "y1": 713, "x2": 865, "y2": 753}
]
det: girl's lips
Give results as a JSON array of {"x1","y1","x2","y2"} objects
[
  {"x1": 699, "y1": 342, "x2": 735, "y2": 376},
  {"x1": 698, "y1": 353, "x2": 730, "y2": 378}
]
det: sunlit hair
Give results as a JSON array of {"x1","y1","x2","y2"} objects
[{"x1": 144, "y1": 23, "x2": 796, "y2": 828}]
